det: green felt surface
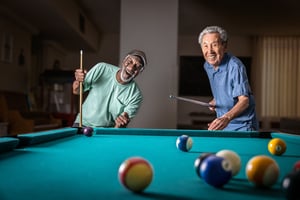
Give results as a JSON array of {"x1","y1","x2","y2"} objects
[{"x1": 0, "y1": 128, "x2": 299, "y2": 200}]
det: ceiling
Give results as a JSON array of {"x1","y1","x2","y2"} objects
[{"x1": 1, "y1": 0, "x2": 300, "y2": 51}]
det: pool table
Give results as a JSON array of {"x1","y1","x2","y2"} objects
[{"x1": 0, "y1": 127, "x2": 299, "y2": 200}]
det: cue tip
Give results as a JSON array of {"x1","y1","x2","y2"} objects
[
  {"x1": 169, "y1": 94, "x2": 174, "y2": 99},
  {"x1": 80, "y1": 49, "x2": 83, "y2": 54}
]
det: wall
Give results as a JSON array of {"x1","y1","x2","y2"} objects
[
  {"x1": 120, "y1": 0, "x2": 178, "y2": 129},
  {"x1": 0, "y1": 16, "x2": 31, "y2": 93}
]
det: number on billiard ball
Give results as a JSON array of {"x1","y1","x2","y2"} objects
[
  {"x1": 268, "y1": 138, "x2": 287, "y2": 156},
  {"x1": 83, "y1": 127, "x2": 94, "y2": 137},
  {"x1": 200, "y1": 155, "x2": 232, "y2": 188}
]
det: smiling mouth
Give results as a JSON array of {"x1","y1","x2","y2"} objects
[{"x1": 125, "y1": 68, "x2": 133, "y2": 76}]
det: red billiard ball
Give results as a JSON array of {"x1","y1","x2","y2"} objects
[
  {"x1": 246, "y1": 155, "x2": 280, "y2": 187},
  {"x1": 194, "y1": 153, "x2": 214, "y2": 178},
  {"x1": 200, "y1": 155, "x2": 232, "y2": 187},
  {"x1": 83, "y1": 127, "x2": 93, "y2": 137},
  {"x1": 293, "y1": 160, "x2": 300, "y2": 172},
  {"x1": 118, "y1": 157, "x2": 153, "y2": 193},
  {"x1": 176, "y1": 135, "x2": 193, "y2": 152}
]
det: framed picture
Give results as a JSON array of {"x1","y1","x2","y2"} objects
[{"x1": 1, "y1": 33, "x2": 14, "y2": 63}]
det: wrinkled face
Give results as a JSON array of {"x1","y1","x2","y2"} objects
[
  {"x1": 201, "y1": 33, "x2": 226, "y2": 69},
  {"x1": 120, "y1": 55, "x2": 144, "y2": 83}
]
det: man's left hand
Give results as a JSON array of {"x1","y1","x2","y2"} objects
[{"x1": 114, "y1": 112, "x2": 130, "y2": 128}]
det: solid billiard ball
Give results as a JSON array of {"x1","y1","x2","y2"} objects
[
  {"x1": 268, "y1": 138, "x2": 287, "y2": 156},
  {"x1": 194, "y1": 153, "x2": 214, "y2": 178},
  {"x1": 246, "y1": 155, "x2": 280, "y2": 187},
  {"x1": 282, "y1": 170, "x2": 300, "y2": 200},
  {"x1": 118, "y1": 157, "x2": 153, "y2": 193},
  {"x1": 200, "y1": 155, "x2": 232, "y2": 187},
  {"x1": 293, "y1": 160, "x2": 300, "y2": 172},
  {"x1": 83, "y1": 126, "x2": 94, "y2": 137},
  {"x1": 216, "y1": 149, "x2": 241, "y2": 176},
  {"x1": 176, "y1": 135, "x2": 193, "y2": 152}
]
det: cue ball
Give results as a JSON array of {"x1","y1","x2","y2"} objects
[
  {"x1": 83, "y1": 127, "x2": 94, "y2": 137},
  {"x1": 268, "y1": 138, "x2": 287, "y2": 156},
  {"x1": 246, "y1": 155, "x2": 280, "y2": 187},
  {"x1": 176, "y1": 135, "x2": 193, "y2": 152},
  {"x1": 118, "y1": 157, "x2": 153, "y2": 193},
  {"x1": 194, "y1": 153, "x2": 214, "y2": 178},
  {"x1": 200, "y1": 155, "x2": 232, "y2": 187},
  {"x1": 282, "y1": 170, "x2": 300, "y2": 200},
  {"x1": 216, "y1": 149, "x2": 241, "y2": 176}
]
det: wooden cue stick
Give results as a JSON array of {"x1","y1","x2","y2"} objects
[{"x1": 79, "y1": 50, "x2": 83, "y2": 128}]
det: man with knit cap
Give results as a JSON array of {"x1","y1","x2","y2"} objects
[{"x1": 73, "y1": 49, "x2": 147, "y2": 128}]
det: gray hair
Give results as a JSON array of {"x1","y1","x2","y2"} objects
[{"x1": 198, "y1": 26, "x2": 228, "y2": 45}]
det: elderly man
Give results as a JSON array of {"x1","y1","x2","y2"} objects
[
  {"x1": 198, "y1": 26, "x2": 258, "y2": 131},
  {"x1": 73, "y1": 49, "x2": 147, "y2": 128}
]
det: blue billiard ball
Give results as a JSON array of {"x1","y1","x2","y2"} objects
[
  {"x1": 176, "y1": 135, "x2": 193, "y2": 152},
  {"x1": 83, "y1": 127, "x2": 94, "y2": 137},
  {"x1": 194, "y1": 153, "x2": 214, "y2": 178},
  {"x1": 200, "y1": 155, "x2": 232, "y2": 187}
]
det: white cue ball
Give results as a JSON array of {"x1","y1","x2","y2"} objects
[{"x1": 216, "y1": 149, "x2": 241, "y2": 176}]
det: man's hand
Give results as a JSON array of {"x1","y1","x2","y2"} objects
[
  {"x1": 75, "y1": 69, "x2": 87, "y2": 82},
  {"x1": 207, "y1": 116, "x2": 230, "y2": 130},
  {"x1": 73, "y1": 69, "x2": 87, "y2": 94},
  {"x1": 114, "y1": 112, "x2": 130, "y2": 128}
]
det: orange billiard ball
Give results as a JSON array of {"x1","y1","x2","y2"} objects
[
  {"x1": 268, "y1": 138, "x2": 287, "y2": 156},
  {"x1": 118, "y1": 157, "x2": 153, "y2": 193},
  {"x1": 246, "y1": 155, "x2": 280, "y2": 187}
]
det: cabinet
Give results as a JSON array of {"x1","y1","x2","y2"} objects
[{"x1": 40, "y1": 70, "x2": 77, "y2": 126}]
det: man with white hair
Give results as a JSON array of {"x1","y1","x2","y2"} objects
[{"x1": 198, "y1": 26, "x2": 258, "y2": 131}]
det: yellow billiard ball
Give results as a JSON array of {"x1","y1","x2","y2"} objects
[
  {"x1": 246, "y1": 155, "x2": 280, "y2": 187},
  {"x1": 268, "y1": 138, "x2": 287, "y2": 156},
  {"x1": 118, "y1": 157, "x2": 153, "y2": 193}
]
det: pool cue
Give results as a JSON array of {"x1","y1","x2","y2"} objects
[
  {"x1": 79, "y1": 50, "x2": 83, "y2": 128},
  {"x1": 169, "y1": 95, "x2": 211, "y2": 107}
]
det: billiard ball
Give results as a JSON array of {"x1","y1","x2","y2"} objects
[
  {"x1": 118, "y1": 157, "x2": 153, "y2": 193},
  {"x1": 216, "y1": 149, "x2": 241, "y2": 176},
  {"x1": 282, "y1": 170, "x2": 300, "y2": 200},
  {"x1": 268, "y1": 138, "x2": 287, "y2": 156},
  {"x1": 293, "y1": 160, "x2": 300, "y2": 172},
  {"x1": 83, "y1": 126, "x2": 93, "y2": 137},
  {"x1": 200, "y1": 155, "x2": 232, "y2": 187},
  {"x1": 176, "y1": 135, "x2": 193, "y2": 152},
  {"x1": 194, "y1": 153, "x2": 214, "y2": 178},
  {"x1": 246, "y1": 155, "x2": 280, "y2": 187}
]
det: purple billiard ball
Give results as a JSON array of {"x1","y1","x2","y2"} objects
[
  {"x1": 83, "y1": 126, "x2": 93, "y2": 137},
  {"x1": 200, "y1": 155, "x2": 232, "y2": 187}
]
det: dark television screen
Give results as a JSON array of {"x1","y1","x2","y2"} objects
[{"x1": 179, "y1": 56, "x2": 251, "y2": 96}]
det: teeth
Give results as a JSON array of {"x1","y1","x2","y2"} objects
[{"x1": 126, "y1": 69, "x2": 133, "y2": 76}]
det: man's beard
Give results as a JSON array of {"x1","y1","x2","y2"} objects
[{"x1": 120, "y1": 67, "x2": 135, "y2": 83}]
